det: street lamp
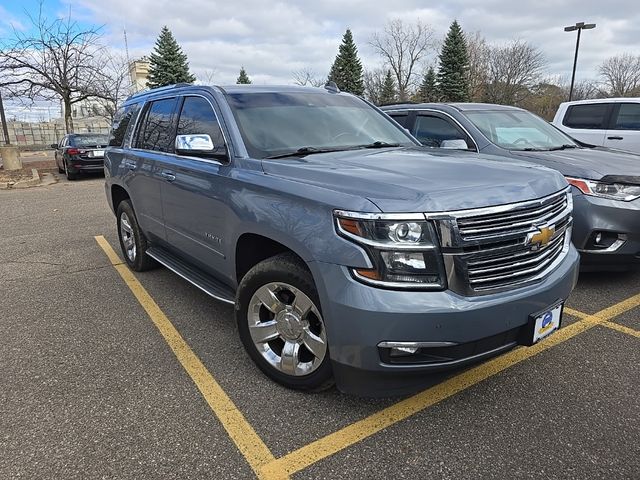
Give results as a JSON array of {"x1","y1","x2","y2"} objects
[{"x1": 564, "y1": 21, "x2": 596, "y2": 101}]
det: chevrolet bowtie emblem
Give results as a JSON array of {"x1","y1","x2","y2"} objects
[{"x1": 526, "y1": 225, "x2": 555, "y2": 250}]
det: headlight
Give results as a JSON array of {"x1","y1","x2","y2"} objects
[
  {"x1": 566, "y1": 177, "x2": 640, "y2": 202},
  {"x1": 334, "y1": 211, "x2": 445, "y2": 289}
]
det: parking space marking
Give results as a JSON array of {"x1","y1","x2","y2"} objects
[
  {"x1": 602, "y1": 321, "x2": 640, "y2": 339},
  {"x1": 259, "y1": 298, "x2": 640, "y2": 479},
  {"x1": 95, "y1": 236, "x2": 279, "y2": 480}
]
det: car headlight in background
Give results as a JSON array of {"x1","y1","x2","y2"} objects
[
  {"x1": 334, "y1": 211, "x2": 446, "y2": 289},
  {"x1": 566, "y1": 177, "x2": 640, "y2": 202}
]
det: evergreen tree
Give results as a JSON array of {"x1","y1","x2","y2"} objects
[
  {"x1": 419, "y1": 67, "x2": 439, "y2": 102},
  {"x1": 147, "y1": 26, "x2": 196, "y2": 89},
  {"x1": 436, "y1": 20, "x2": 470, "y2": 102},
  {"x1": 236, "y1": 67, "x2": 252, "y2": 84},
  {"x1": 327, "y1": 29, "x2": 364, "y2": 96},
  {"x1": 379, "y1": 70, "x2": 397, "y2": 105}
]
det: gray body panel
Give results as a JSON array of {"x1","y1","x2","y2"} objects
[{"x1": 105, "y1": 86, "x2": 580, "y2": 394}]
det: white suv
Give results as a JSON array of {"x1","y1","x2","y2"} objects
[{"x1": 552, "y1": 98, "x2": 640, "y2": 153}]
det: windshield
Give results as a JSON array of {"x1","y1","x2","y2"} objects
[
  {"x1": 465, "y1": 110, "x2": 578, "y2": 151},
  {"x1": 225, "y1": 92, "x2": 416, "y2": 159},
  {"x1": 71, "y1": 134, "x2": 109, "y2": 147}
]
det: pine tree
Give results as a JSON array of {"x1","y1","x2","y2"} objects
[
  {"x1": 379, "y1": 70, "x2": 397, "y2": 105},
  {"x1": 436, "y1": 20, "x2": 470, "y2": 102},
  {"x1": 147, "y1": 26, "x2": 196, "y2": 89},
  {"x1": 236, "y1": 67, "x2": 252, "y2": 84},
  {"x1": 327, "y1": 29, "x2": 364, "y2": 96},
  {"x1": 419, "y1": 67, "x2": 438, "y2": 102}
]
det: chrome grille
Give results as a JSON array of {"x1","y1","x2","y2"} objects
[
  {"x1": 429, "y1": 188, "x2": 573, "y2": 295},
  {"x1": 457, "y1": 190, "x2": 568, "y2": 242}
]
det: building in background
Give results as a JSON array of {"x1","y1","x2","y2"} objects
[{"x1": 129, "y1": 57, "x2": 150, "y2": 93}]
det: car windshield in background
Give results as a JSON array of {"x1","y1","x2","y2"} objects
[
  {"x1": 226, "y1": 92, "x2": 416, "y2": 159},
  {"x1": 465, "y1": 110, "x2": 578, "y2": 151},
  {"x1": 72, "y1": 135, "x2": 109, "y2": 147}
]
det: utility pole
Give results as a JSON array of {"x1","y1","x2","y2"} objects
[{"x1": 564, "y1": 22, "x2": 596, "y2": 101}]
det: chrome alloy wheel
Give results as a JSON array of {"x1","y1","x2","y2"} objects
[
  {"x1": 248, "y1": 282, "x2": 327, "y2": 376},
  {"x1": 119, "y1": 212, "x2": 137, "y2": 262}
]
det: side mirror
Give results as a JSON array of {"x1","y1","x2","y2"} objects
[
  {"x1": 440, "y1": 139, "x2": 469, "y2": 150},
  {"x1": 175, "y1": 134, "x2": 226, "y2": 159},
  {"x1": 50, "y1": 143, "x2": 58, "y2": 149}
]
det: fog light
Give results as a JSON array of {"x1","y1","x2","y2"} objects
[
  {"x1": 595, "y1": 232, "x2": 603, "y2": 245},
  {"x1": 390, "y1": 346, "x2": 419, "y2": 356}
]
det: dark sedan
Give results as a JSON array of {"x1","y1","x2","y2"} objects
[
  {"x1": 52, "y1": 133, "x2": 109, "y2": 180},
  {"x1": 382, "y1": 103, "x2": 640, "y2": 271}
]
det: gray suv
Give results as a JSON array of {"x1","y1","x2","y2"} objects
[{"x1": 105, "y1": 84, "x2": 579, "y2": 396}]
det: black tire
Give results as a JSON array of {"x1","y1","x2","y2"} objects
[
  {"x1": 236, "y1": 253, "x2": 334, "y2": 392},
  {"x1": 57, "y1": 160, "x2": 64, "y2": 174},
  {"x1": 65, "y1": 161, "x2": 78, "y2": 181},
  {"x1": 115, "y1": 200, "x2": 157, "y2": 272}
]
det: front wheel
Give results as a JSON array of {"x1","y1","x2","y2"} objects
[{"x1": 236, "y1": 253, "x2": 333, "y2": 391}]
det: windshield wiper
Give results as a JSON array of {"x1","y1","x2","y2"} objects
[
  {"x1": 265, "y1": 147, "x2": 345, "y2": 159},
  {"x1": 353, "y1": 141, "x2": 401, "y2": 149},
  {"x1": 547, "y1": 144, "x2": 578, "y2": 151}
]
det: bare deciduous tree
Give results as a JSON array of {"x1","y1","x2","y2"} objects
[
  {"x1": 92, "y1": 54, "x2": 132, "y2": 124},
  {"x1": 292, "y1": 68, "x2": 325, "y2": 87},
  {"x1": 599, "y1": 53, "x2": 640, "y2": 97},
  {"x1": 369, "y1": 19, "x2": 435, "y2": 101},
  {"x1": 0, "y1": 5, "x2": 105, "y2": 133},
  {"x1": 466, "y1": 31, "x2": 490, "y2": 102},
  {"x1": 197, "y1": 68, "x2": 218, "y2": 86},
  {"x1": 484, "y1": 40, "x2": 546, "y2": 106},
  {"x1": 362, "y1": 68, "x2": 387, "y2": 105}
]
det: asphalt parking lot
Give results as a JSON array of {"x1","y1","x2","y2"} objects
[{"x1": 1, "y1": 175, "x2": 639, "y2": 480}]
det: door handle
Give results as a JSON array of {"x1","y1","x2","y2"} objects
[
  {"x1": 160, "y1": 171, "x2": 176, "y2": 182},
  {"x1": 607, "y1": 136, "x2": 624, "y2": 140},
  {"x1": 123, "y1": 160, "x2": 136, "y2": 169}
]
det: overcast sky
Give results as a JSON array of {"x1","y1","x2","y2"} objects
[{"x1": 3, "y1": 0, "x2": 640, "y2": 119}]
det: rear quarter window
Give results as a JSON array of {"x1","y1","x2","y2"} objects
[
  {"x1": 613, "y1": 103, "x2": 640, "y2": 130},
  {"x1": 563, "y1": 104, "x2": 609, "y2": 129},
  {"x1": 109, "y1": 103, "x2": 141, "y2": 147}
]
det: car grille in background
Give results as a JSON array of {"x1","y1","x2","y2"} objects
[{"x1": 433, "y1": 188, "x2": 572, "y2": 295}]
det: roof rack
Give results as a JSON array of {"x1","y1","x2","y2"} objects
[{"x1": 126, "y1": 83, "x2": 193, "y2": 101}]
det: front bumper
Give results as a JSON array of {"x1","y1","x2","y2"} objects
[
  {"x1": 571, "y1": 192, "x2": 640, "y2": 271},
  {"x1": 310, "y1": 245, "x2": 580, "y2": 396}
]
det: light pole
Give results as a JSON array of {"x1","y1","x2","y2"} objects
[{"x1": 564, "y1": 21, "x2": 596, "y2": 101}]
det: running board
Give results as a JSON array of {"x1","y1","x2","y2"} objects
[{"x1": 146, "y1": 247, "x2": 235, "y2": 304}]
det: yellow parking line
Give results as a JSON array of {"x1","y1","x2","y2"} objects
[
  {"x1": 602, "y1": 321, "x2": 640, "y2": 338},
  {"x1": 95, "y1": 236, "x2": 279, "y2": 480},
  {"x1": 260, "y1": 294, "x2": 640, "y2": 480}
]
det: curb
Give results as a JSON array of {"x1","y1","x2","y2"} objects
[{"x1": 0, "y1": 168, "x2": 41, "y2": 190}]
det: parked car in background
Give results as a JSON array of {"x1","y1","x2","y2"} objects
[
  {"x1": 52, "y1": 133, "x2": 109, "y2": 180},
  {"x1": 382, "y1": 103, "x2": 640, "y2": 271},
  {"x1": 552, "y1": 98, "x2": 640, "y2": 153},
  {"x1": 104, "y1": 84, "x2": 579, "y2": 396}
]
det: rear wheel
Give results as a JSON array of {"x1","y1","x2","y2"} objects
[
  {"x1": 116, "y1": 200, "x2": 156, "y2": 271},
  {"x1": 236, "y1": 253, "x2": 333, "y2": 392},
  {"x1": 64, "y1": 160, "x2": 78, "y2": 181}
]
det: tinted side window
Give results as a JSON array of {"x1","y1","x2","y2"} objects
[
  {"x1": 388, "y1": 113, "x2": 409, "y2": 127},
  {"x1": 136, "y1": 97, "x2": 178, "y2": 152},
  {"x1": 176, "y1": 96, "x2": 225, "y2": 151},
  {"x1": 413, "y1": 115, "x2": 470, "y2": 148},
  {"x1": 563, "y1": 104, "x2": 609, "y2": 129},
  {"x1": 109, "y1": 103, "x2": 141, "y2": 147},
  {"x1": 613, "y1": 103, "x2": 640, "y2": 130}
]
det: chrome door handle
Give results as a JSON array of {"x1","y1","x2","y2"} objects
[
  {"x1": 160, "y1": 171, "x2": 176, "y2": 182},
  {"x1": 123, "y1": 160, "x2": 136, "y2": 169}
]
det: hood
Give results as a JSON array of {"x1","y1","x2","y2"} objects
[
  {"x1": 261, "y1": 147, "x2": 567, "y2": 213},
  {"x1": 511, "y1": 146, "x2": 640, "y2": 180}
]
